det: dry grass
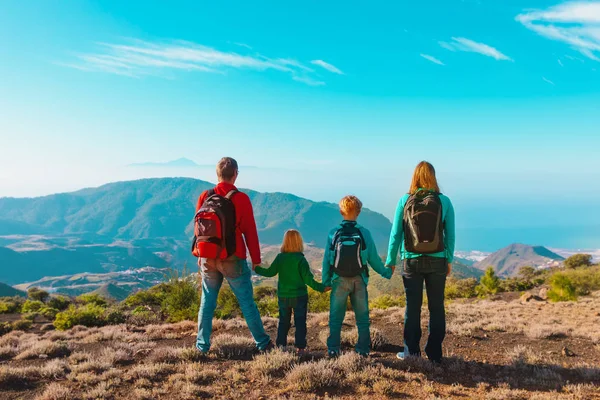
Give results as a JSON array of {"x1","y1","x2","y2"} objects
[
  {"x1": 507, "y1": 345, "x2": 544, "y2": 366},
  {"x1": 211, "y1": 334, "x2": 256, "y2": 358},
  {"x1": 34, "y1": 382, "x2": 71, "y2": 400},
  {"x1": 126, "y1": 362, "x2": 176, "y2": 381},
  {"x1": 0, "y1": 344, "x2": 17, "y2": 360},
  {"x1": 15, "y1": 340, "x2": 71, "y2": 360},
  {"x1": 318, "y1": 327, "x2": 390, "y2": 351},
  {"x1": 0, "y1": 359, "x2": 69, "y2": 388},
  {"x1": 249, "y1": 348, "x2": 297, "y2": 379}
]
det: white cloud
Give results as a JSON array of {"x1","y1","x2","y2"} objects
[
  {"x1": 558, "y1": 58, "x2": 564, "y2": 66},
  {"x1": 439, "y1": 37, "x2": 513, "y2": 61},
  {"x1": 542, "y1": 76, "x2": 555, "y2": 85},
  {"x1": 516, "y1": 2, "x2": 600, "y2": 62},
  {"x1": 62, "y1": 39, "x2": 340, "y2": 85},
  {"x1": 420, "y1": 54, "x2": 445, "y2": 65},
  {"x1": 292, "y1": 76, "x2": 325, "y2": 86},
  {"x1": 310, "y1": 59, "x2": 344, "y2": 74}
]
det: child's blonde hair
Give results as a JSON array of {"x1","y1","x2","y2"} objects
[
  {"x1": 281, "y1": 229, "x2": 304, "y2": 253},
  {"x1": 339, "y1": 195, "x2": 362, "y2": 219}
]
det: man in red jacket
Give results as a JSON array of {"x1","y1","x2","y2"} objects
[{"x1": 195, "y1": 157, "x2": 272, "y2": 353}]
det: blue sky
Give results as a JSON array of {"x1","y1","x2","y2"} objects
[{"x1": 1, "y1": 0, "x2": 599, "y2": 250}]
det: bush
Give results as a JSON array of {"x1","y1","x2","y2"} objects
[
  {"x1": 547, "y1": 273, "x2": 577, "y2": 302},
  {"x1": 564, "y1": 254, "x2": 593, "y2": 269},
  {"x1": 499, "y1": 277, "x2": 536, "y2": 293},
  {"x1": 39, "y1": 307, "x2": 60, "y2": 319},
  {"x1": 21, "y1": 300, "x2": 45, "y2": 313},
  {"x1": 307, "y1": 288, "x2": 330, "y2": 313},
  {"x1": 476, "y1": 267, "x2": 501, "y2": 297},
  {"x1": 77, "y1": 293, "x2": 108, "y2": 307},
  {"x1": 215, "y1": 286, "x2": 241, "y2": 319},
  {"x1": 104, "y1": 307, "x2": 127, "y2": 325},
  {"x1": 369, "y1": 294, "x2": 405, "y2": 310},
  {"x1": 256, "y1": 296, "x2": 279, "y2": 317},
  {"x1": 47, "y1": 296, "x2": 71, "y2": 311},
  {"x1": 53, "y1": 304, "x2": 107, "y2": 330},
  {"x1": 11, "y1": 319, "x2": 32, "y2": 331},
  {"x1": 128, "y1": 307, "x2": 161, "y2": 326},
  {"x1": 564, "y1": 265, "x2": 600, "y2": 295},
  {"x1": 0, "y1": 297, "x2": 24, "y2": 314},
  {"x1": 445, "y1": 277, "x2": 478, "y2": 299},
  {"x1": 27, "y1": 287, "x2": 49, "y2": 303},
  {"x1": 518, "y1": 266, "x2": 538, "y2": 281},
  {"x1": 124, "y1": 286, "x2": 167, "y2": 308},
  {"x1": 0, "y1": 322, "x2": 12, "y2": 336},
  {"x1": 161, "y1": 270, "x2": 200, "y2": 322}
]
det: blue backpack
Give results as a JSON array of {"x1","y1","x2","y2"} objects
[{"x1": 330, "y1": 222, "x2": 367, "y2": 277}]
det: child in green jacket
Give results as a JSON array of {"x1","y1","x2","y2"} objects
[{"x1": 254, "y1": 229, "x2": 330, "y2": 354}]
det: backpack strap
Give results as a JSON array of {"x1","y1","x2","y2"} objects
[{"x1": 224, "y1": 189, "x2": 238, "y2": 200}]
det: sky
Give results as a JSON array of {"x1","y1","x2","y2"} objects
[{"x1": 1, "y1": 0, "x2": 599, "y2": 250}]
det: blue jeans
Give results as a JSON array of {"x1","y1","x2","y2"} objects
[
  {"x1": 277, "y1": 295, "x2": 308, "y2": 349},
  {"x1": 327, "y1": 276, "x2": 370, "y2": 355},
  {"x1": 196, "y1": 257, "x2": 270, "y2": 352},
  {"x1": 402, "y1": 256, "x2": 447, "y2": 362}
]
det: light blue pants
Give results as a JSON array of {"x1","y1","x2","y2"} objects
[
  {"x1": 196, "y1": 257, "x2": 270, "y2": 352},
  {"x1": 327, "y1": 275, "x2": 371, "y2": 355}
]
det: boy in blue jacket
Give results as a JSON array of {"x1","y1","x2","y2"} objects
[{"x1": 322, "y1": 195, "x2": 395, "y2": 357}]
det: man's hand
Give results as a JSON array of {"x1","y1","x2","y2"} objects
[
  {"x1": 324, "y1": 286, "x2": 332, "y2": 292},
  {"x1": 386, "y1": 265, "x2": 396, "y2": 275},
  {"x1": 447, "y1": 263, "x2": 452, "y2": 276},
  {"x1": 252, "y1": 263, "x2": 261, "y2": 271}
]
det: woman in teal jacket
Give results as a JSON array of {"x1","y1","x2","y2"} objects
[{"x1": 386, "y1": 161, "x2": 455, "y2": 363}]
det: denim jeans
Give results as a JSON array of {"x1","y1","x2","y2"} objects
[
  {"x1": 196, "y1": 257, "x2": 270, "y2": 352},
  {"x1": 402, "y1": 256, "x2": 447, "y2": 362},
  {"x1": 327, "y1": 276, "x2": 370, "y2": 355},
  {"x1": 277, "y1": 295, "x2": 308, "y2": 349}
]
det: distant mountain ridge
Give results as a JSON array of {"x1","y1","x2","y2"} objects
[
  {"x1": 474, "y1": 243, "x2": 564, "y2": 277},
  {"x1": 0, "y1": 282, "x2": 26, "y2": 297},
  {"x1": 0, "y1": 178, "x2": 392, "y2": 284},
  {"x1": 128, "y1": 158, "x2": 201, "y2": 168}
]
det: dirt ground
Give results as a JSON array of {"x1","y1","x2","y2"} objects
[{"x1": 1, "y1": 293, "x2": 599, "y2": 400}]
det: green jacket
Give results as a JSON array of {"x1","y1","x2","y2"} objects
[{"x1": 255, "y1": 252, "x2": 326, "y2": 298}]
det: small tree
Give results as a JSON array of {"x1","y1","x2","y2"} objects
[
  {"x1": 518, "y1": 266, "x2": 537, "y2": 281},
  {"x1": 547, "y1": 273, "x2": 577, "y2": 302},
  {"x1": 476, "y1": 267, "x2": 500, "y2": 297},
  {"x1": 27, "y1": 287, "x2": 49, "y2": 303},
  {"x1": 564, "y1": 254, "x2": 593, "y2": 269}
]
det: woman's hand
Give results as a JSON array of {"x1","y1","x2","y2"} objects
[
  {"x1": 324, "y1": 286, "x2": 332, "y2": 292},
  {"x1": 447, "y1": 263, "x2": 452, "y2": 276}
]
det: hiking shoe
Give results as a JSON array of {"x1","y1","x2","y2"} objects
[
  {"x1": 327, "y1": 351, "x2": 339, "y2": 359},
  {"x1": 296, "y1": 348, "x2": 306, "y2": 357},
  {"x1": 259, "y1": 341, "x2": 275, "y2": 353}
]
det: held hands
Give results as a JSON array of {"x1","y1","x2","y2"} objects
[
  {"x1": 323, "y1": 286, "x2": 332, "y2": 292},
  {"x1": 447, "y1": 263, "x2": 452, "y2": 276},
  {"x1": 386, "y1": 264, "x2": 396, "y2": 275},
  {"x1": 252, "y1": 263, "x2": 261, "y2": 271}
]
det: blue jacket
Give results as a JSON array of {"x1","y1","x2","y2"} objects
[
  {"x1": 386, "y1": 192, "x2": 456, "y2": 265},
  {"x1": 322, "y1": 220, "x2": 393, "y2": 286}
]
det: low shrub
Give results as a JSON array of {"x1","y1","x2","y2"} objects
[
  {"x1": 39, "y1": 307, "x2": 60, "y2": 320},
  {"x1": 499, "y1": 277, "x2": 536, "y2": 292},
  {"x1": 77, "y1": 294, "x2": 108, "y2": 307},
  {"x1": 160, "y1": 272, "x2": 199, "y2": 323},
  {"x1": 11, "y1": 319, "x2": 32, "y2": 331},
  {"x1": 54, "y1": 304, "x2": 107, "y2": 331},
  {"x1": 28, "y1": 287, "x2": 50, "y2": 303},
  {"x1": 0, "y1": 322, "x2": 12, "y2": 336},
  {"x1": 547, "y1": 273, "x2": 578, "y2": 302},
  {"x1": 124, "y1": 285, "x2": 168, "y2": 308},
  {"x1": 104, "y1": 307, "x2": 127, "y2": 325},
  {"x1": 211, "y1": 334, "x2": 255, "y2": 358},
  {"x1": 307, "y1": 288, "x2": 330, "y2": 313},
  {"x1": 128, "y1": 307, "x2": 161, "y2": 326},
  {"x1": 255, "y1": 295, "x2": 279, "y2": 317},
  {"x1": 558, "y1": 265, "x2": 600, "y2": 296},
  {"x1": 476, "y1": 267, "x2": 501, "y2": 297},
  {"x1": 215, "y1": 286, "x2": 241, "y2": 319},
  {"x1": 0, "y1": 297, "x2": 25, "y2": 314},
  {"x1": 21, "y1": 300, "x2": 45, "y2": 313},
  {"x1": 369, "y1": 294, "x2": 405, "y2": 310},
  {"x1": 445, "y1": 277, "x2": 478, "y2": 299},
  {"x1": 47, "y1": 296, "x2": 71, "y2": 311},
  {"x1": 564, "y1": 254, "x2": 593, "y2": 269}
]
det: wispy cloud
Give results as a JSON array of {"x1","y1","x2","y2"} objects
[
  {"x1": 516, "y1": 2, "x2": 600, "y2": 62},
  {"x1": 420, "y1": 54, "x2": 445, "y2": 65},
  {"x1": 439, "y1": 37, "x2": 513, "y2": 61},
  {"x1": 61, "y1": 39, "x2": 340, "y2": 85},
  {"x1": 542, "y1": 76, "x2": 555, "y2": 85},
  {"x1": 558, "y1": 58, "x2": 564, "y2": 67},
  {"x1": 310, "y1": 59, "x2": 344, "y2": 74}
]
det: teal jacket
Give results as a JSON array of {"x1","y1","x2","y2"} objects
[
  {"x1": 386, "y1": 192, "x2": 456, "y2": 265},
  {"x1": 322, "y1": 221, "x2": 393, "y2": 286}
]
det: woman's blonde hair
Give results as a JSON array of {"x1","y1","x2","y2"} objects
[
  {"x1": 409, "y1": 161, "x2": 440, "y2": 194},
  {"x1": 281, "y1": 229, "x2": 304, "y2": 253}
]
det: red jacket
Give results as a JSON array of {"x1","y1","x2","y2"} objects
[{"x1": 195, "y1": 182, "x2": 261, "y2": 264}]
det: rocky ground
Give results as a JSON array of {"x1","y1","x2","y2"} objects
[{"x1": 1, "y1": 292, "x2": 599, "y2": 399}]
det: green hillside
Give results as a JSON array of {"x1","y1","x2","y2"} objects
[
  {"x1": 0, "y1": 177, "x2": 392, "y2": 250},
  {"x1": 0, "y1": 282, "x2": 26, "y2": 297}
]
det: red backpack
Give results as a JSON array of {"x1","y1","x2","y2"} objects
[{"x1": 191, "y1": 189, "x2": 238, "y2": 259}]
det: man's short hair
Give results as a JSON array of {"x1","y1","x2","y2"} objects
[
  {"x1": 339, "y1": 195, "x2": 363, "y2": 218},
  {"x1": 216, "y1": 157, "x2": 238, "y2": 181}
]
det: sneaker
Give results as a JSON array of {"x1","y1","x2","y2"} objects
[
  {"x1": 259, "y1": 341, "x2": 275, "y2": 353},
  {"x1": 396, "y1": 352, "x2": 405, "y2": 360},
  {"x1": 327, "y1": 350, "x2": 339, "y2": 359},
  {"x1": 296, "y1": 348, "x2": 306, "y2": 357},
  {"x1": 357, "y1": 352, "x2": 369, "y2": 358}
]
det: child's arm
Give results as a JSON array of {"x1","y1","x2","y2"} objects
[
  {"x1": 363, "y1": 228, "x2": 393, "y2": 280},
  {"x1": 321, "y1": 230, "x2": 334, "y2": 286},
  {"x1": 254, "y1": 255, "x2": 279, "y2": 277},
  {"x1": 299, "y1": 257, "x2": 326, "y2": 292},
  {"x1": 386, "y1": 197, "x2": 405, "y2": 266}
]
